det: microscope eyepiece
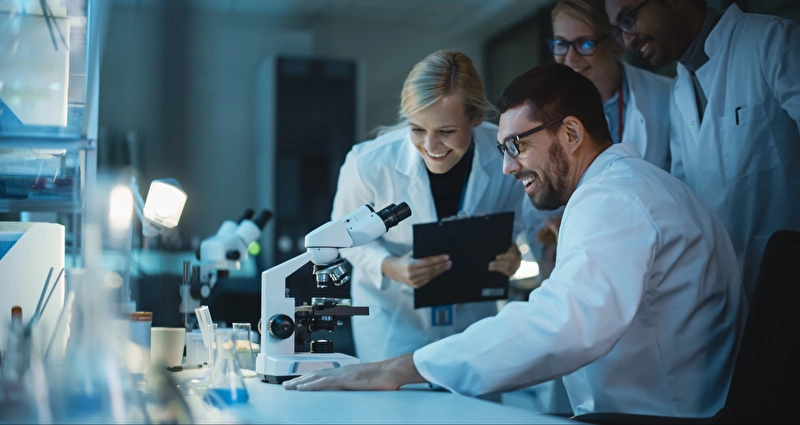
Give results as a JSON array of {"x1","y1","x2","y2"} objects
[
  {"x1": 237, "y1": 208, "x2": 256, "y2": 223},
  {"x1": 253, "y1": 209, "x2": 274, "y2": 229},
  {"x1": 377, "y1": 202, "x2": 412, "y2": 230}
]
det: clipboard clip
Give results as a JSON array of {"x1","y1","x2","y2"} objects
[{"x1": 440, "y1": 211, "x2": 487, "y2": 223}]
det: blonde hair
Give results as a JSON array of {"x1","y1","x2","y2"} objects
[
  {"x1": 551, "y1": 0, "x2": 614, "y2": 39},
  {"x1": 399, "y1": 50, "x2": 494, "y2": 123}
]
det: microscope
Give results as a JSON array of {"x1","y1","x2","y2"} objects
[
  {"x1": 179, "y1": 209, "x2": 273, "y2": 326},
  {"x1": 255, "y1": 202, "x2": 412, "y2": 383}
]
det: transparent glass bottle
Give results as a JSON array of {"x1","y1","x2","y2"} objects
[
  {"x1": 47, "y1": 268, "x2": 146, "y2": 423},
  {"x1": 205, "y1": 329, "x2": 249, "y2": 405}
]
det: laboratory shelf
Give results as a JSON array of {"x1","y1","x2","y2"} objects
[
  {"x1": 0, "y1": 199, "x2": 81, "y2": 214},
  {"x1": 0, "y1": 0, "x2": 108, "y2": 268},
  {"x1": 0, "y1": 137, "x2": 96, "y2": 151}
]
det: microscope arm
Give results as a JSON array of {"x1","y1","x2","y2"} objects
[
  {"x1": 262, "y1": 251, "x2": 314, "y2": 298},
  {"x1": 259, "y1": 250, "x2": 315, "y2": 356}
]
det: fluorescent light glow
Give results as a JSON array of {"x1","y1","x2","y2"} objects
[
  {"x1": 143, "y1": 179, "x2": 187, "y2": 229},
  {"x1": 512, "y1": 260, "x2": 540, "y2": 280},
  {"x1": 109, "y1": 184, "x2": 134, "y2": 232}
]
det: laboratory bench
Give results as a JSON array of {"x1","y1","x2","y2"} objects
[{"x1": 172, "y1": 367, "x2": 580, "y2": 424}]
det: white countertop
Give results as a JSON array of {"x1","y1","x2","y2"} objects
[{"x1": 172, "y1": 368, "x2": 577, "y2": 424}]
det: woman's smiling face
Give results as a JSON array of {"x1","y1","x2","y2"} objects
[{"x1": 409, "y1": 95, "x2": 478, "y2": 174}]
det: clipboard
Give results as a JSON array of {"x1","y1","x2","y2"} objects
[{"x1": 412, "y1": 211, "x2": 514, "y2": 309}]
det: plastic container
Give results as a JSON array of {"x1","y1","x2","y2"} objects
[
  {"x1": 150, "y1": 327, "x2": 185, "y2": 368},
  {"x1": 185, "y1": 331, "x2": 208, "y2": 365}
]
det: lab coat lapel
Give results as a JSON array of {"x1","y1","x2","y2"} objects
[
  {"x1": 396, "y1": 136, "x2": 438, "y2": 223},
  {"x1": 694, "y1": 6, "x2": 731, "y2": 131},
  {"x1": 461, "y1": 137, "x2": 491, "y2": 215},
  {"x1": 621, "y1": 63, "x2": 648, "y2": 158},
  {"x1": 674, "y1": 65, "x2": 701, "y2": 143}
]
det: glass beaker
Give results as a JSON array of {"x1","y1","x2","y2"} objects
[
  {"x1": 232, "y1": 323, "x2": 255, "y2": 371},
  {"x1": 205, "y1": 329, "x2": 249, "y2": 405}
]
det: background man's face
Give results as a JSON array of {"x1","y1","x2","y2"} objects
[{"x1": 605, "y1": 0, "x2": 686, "y2": 69}]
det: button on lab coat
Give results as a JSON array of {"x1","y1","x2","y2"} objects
[
  {"x1": 670, "y1": 4, "x2": 800, "y2": 300},
  {"x1": 414, "y1": 143, "x2": 746, "y2": 417},
  {"x1": 331, "y1": 122, "x2": 525, "y2": 362}
]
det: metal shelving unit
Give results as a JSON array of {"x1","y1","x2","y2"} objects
[{"x1": 0, "y1": 0, "x2": 107, "y2": 267}]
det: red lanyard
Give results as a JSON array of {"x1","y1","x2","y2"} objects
[{"x1": 617, "y1": 82, "x2": 624, "y2": 142}]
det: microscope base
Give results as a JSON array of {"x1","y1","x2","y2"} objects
[{"x1": 256, "y1": 352, "x2": 360, "y2": 384}]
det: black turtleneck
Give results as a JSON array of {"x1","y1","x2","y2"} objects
[{"x1": 427, "y1": 142, "x2": 474, "y2": 221}]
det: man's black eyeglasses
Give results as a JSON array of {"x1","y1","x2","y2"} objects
[
  {"x1": 612, "y1": 0, "x2": 654, "y2": 36},
  {"x1": 496, "y1": 117, "x2": 565, "y2": 158},
  {"x1": 547, "y1": 37, "x2": 609, "y2": 56}
]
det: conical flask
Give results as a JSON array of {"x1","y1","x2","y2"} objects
[{"x1": 205, "y1": 329, "x2": 249, "y2": 405}]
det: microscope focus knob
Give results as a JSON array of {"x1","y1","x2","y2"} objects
[{"x1": 268, "y1": 314, "x2": 295, "y2": 340}]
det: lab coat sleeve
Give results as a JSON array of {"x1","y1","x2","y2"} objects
[
  {"x1": 759, "y1": 18, "x2": 800, "y2": 132},
  {"x1": 413, "y1": 185, "x2": 658, "y2": 396},
  {"x1": 668, "y1": 85, "x2": 686, "y2": 181},
  {"x1": 330, "y1": 149, "x2": 393, "y2": 290}
]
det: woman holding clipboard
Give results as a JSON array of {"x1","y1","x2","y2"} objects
[{"x1": 330, "y1": 50, "x2": 525, "y2": 363}]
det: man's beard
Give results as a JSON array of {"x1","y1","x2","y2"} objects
[{"x1": 528, "y1": 141, "x2": 570, "y2": 211}]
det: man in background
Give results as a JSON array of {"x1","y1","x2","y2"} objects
[{"x1": 605, "y1": 0, "x2": 800, "y2": 301}]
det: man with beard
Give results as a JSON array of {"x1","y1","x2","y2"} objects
[
  {"x1": 283, "y1": 63, "x2": 746, "y2": 418},
  {"x1": 604, "y1": 0, "x2": 800, "y2": 302}
]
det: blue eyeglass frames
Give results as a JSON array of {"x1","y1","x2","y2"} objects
[
  {"x1": 496, "y1": 117, "x2": 565, "y2": 158},
  {"x1": 547, "y1": 37, "x2": 609, "y2": 56}
]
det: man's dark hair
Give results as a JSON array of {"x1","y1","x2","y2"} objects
[{"x1": 496, "y1": 62, "x2": 612, "y2": 144}]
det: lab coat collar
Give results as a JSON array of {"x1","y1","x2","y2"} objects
[
  {"x1": 704, "y1": 4, "x2": 742, "y2": 56},
  {"x1": 394, "y1": 125, "x2": 499, "y2": 220},
  {"x1": 674, "y1": 4, "x2": 739, "y2": 138},
  {"x1": 395, "y1": 131, "x2": 438, "y2": 223},
  {"x1": 459, "y1": 124, "x2": 498, "y2": 215},
  {"x1": 619, "y1": 61, "x2": 645, "y2": 155},
  {"x1": 396, "y1": 131, "x2": 423, "y2": 178},
  {"x1": 577, "y1": 142, "x2": 641, "y2": 189}
]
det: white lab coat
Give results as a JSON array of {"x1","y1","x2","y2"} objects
[
  {"x1": 415, "y1": 143, "x2": 746, "y2": 416},
  {"x1": 670, "y1": 5, "x2": 800, "y2": 301},
  {"x1": 523, "y1": 61, "x2": 673, "y2": 267},
  {"x1": 331, "y1": 122, "x2": 525, "y2": 362}
]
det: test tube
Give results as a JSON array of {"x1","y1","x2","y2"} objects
[{"x1": 206, "y1": 323, "x2": 218, "y2": 370}]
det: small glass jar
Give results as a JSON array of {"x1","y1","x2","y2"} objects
[{"x1": 127, "y1": 311, "x2": 152, "y2": 375}]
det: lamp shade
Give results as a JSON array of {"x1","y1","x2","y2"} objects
[{"x1": 142, "y1": 178, "x2": 187, "y2": 229}]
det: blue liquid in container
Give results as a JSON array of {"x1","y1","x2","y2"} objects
[{"x1": 206, "y1": 387, "x2": 249, "y2": 406}]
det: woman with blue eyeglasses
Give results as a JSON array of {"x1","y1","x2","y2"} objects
[
  {"x1": 525, "y1": 0, "x2": 674, "y2": 279},
  {"x1": 548, "y1": 0, "x2": 672, "y2": 168}
]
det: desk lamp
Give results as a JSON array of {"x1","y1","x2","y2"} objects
[{"x1": 110, "y1": 177, "x2": 187, "y2": 312}]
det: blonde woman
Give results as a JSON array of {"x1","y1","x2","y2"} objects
[{"x1": 331, "y1": 50, "x2": 525, "y2": 362}]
